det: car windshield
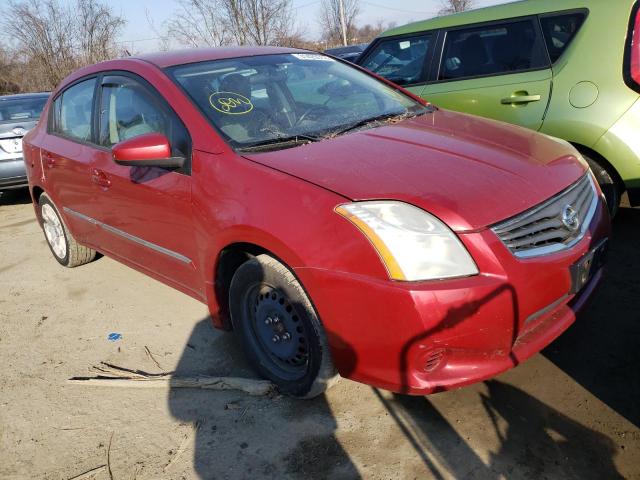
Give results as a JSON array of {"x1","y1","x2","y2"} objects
[
  {"x1": 0, "y1": 96, "x2": 47, "y2": 124},
  {"x1": 169, "y1": 53, "x2": 430, "y2": 151}
]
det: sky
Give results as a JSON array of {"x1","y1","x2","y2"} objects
[{"x1": 105, "y1": 0, "x2": 510, "y2": 53}]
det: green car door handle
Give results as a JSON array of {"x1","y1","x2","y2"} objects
[{"x1": 501, "y1": 94, "x2": 542, "y2": 105}]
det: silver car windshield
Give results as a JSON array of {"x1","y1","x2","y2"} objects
[{"x1": 170, "y1": 53, "x2": 430, "y2": 151}]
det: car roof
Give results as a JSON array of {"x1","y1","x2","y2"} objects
[
  {"x1": 134, "y1": 46, "x2": 309, "y2": 68},
  {"x1": 380, "y1": 0, "x2": 596, "y2": 37},
  {"x1": 0, "y1": 92, "x2": 50, "y2": 100},
  {"x1": 55, "y1": 46, "x2": 319, "y2": 95}
]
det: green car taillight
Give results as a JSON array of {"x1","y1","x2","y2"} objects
[{"x1": 625, "y1": 2, "x2": 640, "y2": 92}]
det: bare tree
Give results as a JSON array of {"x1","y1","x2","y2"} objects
[
  {"x1": 222, "y1": 0, "x2": 297, "y2": 46},
  {"x1": 76, "y1": 0, "x2": 126, "y2": 64},
  {"x1": 438, "y1": 0, "x2": 474, "y2": 15},
  {"x1": 162, "y1": 0, "x2": 299, "y2": 48},
  {"x1": 163, "y1": 0, "x2": 229, "y2": 48},
  {"x1": 1, "y1": 0, "x2": 124, "y2": 91},
  {"x1": 319, "y1": 0, "x2": 360, "y2": 47},
  {"x1": 0, "y1": 46, "x2": 22, "y2": 94},
  {"x1": 356, "y1": 20, "x2": 395, "y2": 44}
]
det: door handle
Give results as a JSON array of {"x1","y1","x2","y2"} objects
[
  {"x1": 91, "y1": 168, "x2": 112, "y2": 188},
  {"x1": 501, "y1": 94, "x2": 541, "y2": 105}
]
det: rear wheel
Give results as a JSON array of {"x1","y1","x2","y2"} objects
[
  {"x1": 584, "y1": 154, "x2": 622, "y2": 218},
  {"x1": 229, "y1": 254, "x2": 337, "y2": 398},
  {"x1": 39, "y1": 193, "x2": 96, "y2": 267}
]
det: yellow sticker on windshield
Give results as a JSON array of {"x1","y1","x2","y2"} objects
[{"x1": 209, "y1": 91, "x2": 254, "y2": 115}]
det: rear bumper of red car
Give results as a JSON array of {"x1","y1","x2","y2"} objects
[{"x1": 295, "y1": 198, "x2": 610, "y2": 395}]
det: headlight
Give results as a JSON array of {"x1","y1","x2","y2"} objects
[{"x1": 335, "y1": 201, "x2": 478, "y2": 281}]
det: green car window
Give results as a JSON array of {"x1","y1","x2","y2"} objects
[
  {"x1": 439, "y1": 19, "x2": 549, "y2": 80},
  {"x1": 540, "y1": 12, "x2": 587, "y2": 63},
  {"x1": 359, "y1": 34, "x2": 432, "y2": 86}
]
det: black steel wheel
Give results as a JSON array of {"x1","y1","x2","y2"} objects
[{"x1": 229, "y1": 254, "x2": 337, "y2": 398}]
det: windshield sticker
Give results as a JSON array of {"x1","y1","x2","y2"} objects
[
  {"x1": 399, "y1": 41, "x2": 411, "y2": 50},
  {"x1": 292, "y1": 53, "x2": 333, "y2": 61},
  {"x1": 209, "y1": 91, "x2": 254, "y2": 115}
]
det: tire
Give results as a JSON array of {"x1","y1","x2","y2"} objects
[
  {"x1": 39, "y1": 193, "x2": 96, "y2": 267},
  {"x1": 584, "y1": 154, "x2": 621, "y2": 218},
  {"x1": 229, "y1": 254, "x2": 338, "y2": 398}
]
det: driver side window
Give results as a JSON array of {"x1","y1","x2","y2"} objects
[
  {"x1": 360, "y1": 34, "x2": 433, "y2": 86},
  {"x1": 98, "y1": 76, "x2": 189, "y2": 158}
]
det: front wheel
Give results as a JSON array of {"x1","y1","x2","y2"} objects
[
  {"x1": 39, "y1": 193, "x2": 96, "y2": 267},
  {"x1": 584, "y1": 154, "x2": 622, "y2": 218},
  {"x1": 229, "y1": 254, "x2": 337, "y2": 398}
]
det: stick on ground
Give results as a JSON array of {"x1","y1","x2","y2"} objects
[
  {"x1": 68, "y1": 376, "x2": 275, "y2": 396},
  {"x1": 107, "y1": 431, "x2": 114, "y2": 480},
  {"x1": 69, "y1": 363, "x2": 276, "y2": 396},
  {"x1": 144, "y1": 346, "x2": 163, "y2": 370},
  {"x1": 66, "y1": 465, "x2": 106, "y2": 480},
  {"x1": 163, "y1": 420, "x2": 202, "y2": 472}
]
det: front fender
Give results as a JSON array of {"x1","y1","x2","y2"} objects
[{"x1": 191, "y1": 150, "x2": 390, "y2": 324}]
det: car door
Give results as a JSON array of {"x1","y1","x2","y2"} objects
[
  {"x1": 358, "y1": 33, "x2": 436, "y2": 96},
  {"x1": 86, "y1": 73, "x2": 201, "y2": 296},
  {"x1": 422, "y1": 17, "x2": 552, "y2": 131},
  {"x1": 42, "y1": 77, "x2": 100, "y2": 243}
]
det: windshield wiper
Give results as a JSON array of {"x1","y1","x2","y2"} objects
[
  {"x1": 236, "y1": 134, "x2": 321, "y2": 153},
  {"x1": 325, "y1": 111, "x2": 420, "y2": 138}
]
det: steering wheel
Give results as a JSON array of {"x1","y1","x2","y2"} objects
[{"x1": 294, "y1": 105, "x2": 330, "y2": 127}]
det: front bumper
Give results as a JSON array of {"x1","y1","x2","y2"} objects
[
  {"x1": 295, "y1": 197, "x2": 610, "y2": 395},
  {"x1": 0, "y1": 157, "x2": 27, "y2": 190}
]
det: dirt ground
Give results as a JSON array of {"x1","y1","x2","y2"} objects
[{"x1": 0, "y1": 188, "x2": 638, "y2": 480}]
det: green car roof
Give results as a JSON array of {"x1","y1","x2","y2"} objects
[{"x1": 381, "y1": 0, "x2": 596, "y2": 37}]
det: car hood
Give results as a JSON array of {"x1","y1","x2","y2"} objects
[{"x1": 242, "y1": 109, "x2": 587, "y2": 232}]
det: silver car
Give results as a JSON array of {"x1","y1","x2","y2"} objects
[{"x1": 0, "y1": 92, "x2": 49, "y2": 191}]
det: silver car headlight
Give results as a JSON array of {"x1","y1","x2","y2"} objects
[{"x1": 335, "y1": 201, "x2": 478, "y2": 281}]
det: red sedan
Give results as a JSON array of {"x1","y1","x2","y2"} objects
[{"x1": 23, "y1": 47, "x2": 610, "y2": 398}]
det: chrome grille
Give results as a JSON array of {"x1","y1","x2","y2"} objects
[{"x1": 492, "y1": 174, "x2": 598, "y2": 258}]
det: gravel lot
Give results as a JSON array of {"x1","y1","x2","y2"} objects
[{"x1": 1, "y1": 188, "x2": 638, "y2": 480}]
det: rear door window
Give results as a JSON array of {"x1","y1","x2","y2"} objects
[
  {"x1": 52, "y1": 78, "x2": 96, "y2": 142},
  {"x1": 439, "y1": 19, "x2": 548, "y2": 80},
  {"x1": 539, "y1": 12, "x2": 587, "y2": 63},
  {"x1": 359, "y1": 34, "x2": 433, "y2": 86}
]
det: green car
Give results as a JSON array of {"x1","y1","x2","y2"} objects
[{"x1": 357, "y1": 0, "x2": 640, "y2": 215}]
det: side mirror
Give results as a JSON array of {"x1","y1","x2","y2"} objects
[{"x1": 112, "y1": 132, "x2": 184, "y2": 169}]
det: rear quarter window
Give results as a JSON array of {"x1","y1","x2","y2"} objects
[
  {"x1": 52, "y1": 78, "x2": 96, "y2": 142},
  {"x1": 539, "y1": 11, "x2": 587, "y2": 63}
]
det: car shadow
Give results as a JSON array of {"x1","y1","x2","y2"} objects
[
  {"x1": 168, "y1": 250, "x2": 360, "y2": 480},
  {"x1": 0, "y1": 188, "x2": 31, "y2": 206},
  {"x1": 376, "y1": 380, "x2": 623, "y2": 479},
  {"x1": 167, "y1": 319, "x2": 359, "y2": 479},
  {"x1": 543, "y1": 205, "x2": 640, "y2": 427}
]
